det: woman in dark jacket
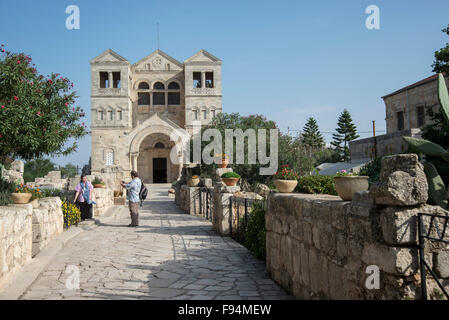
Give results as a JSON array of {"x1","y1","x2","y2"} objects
[{"x1": 73, "y1": 175, "x2": 94, "y2": 221}]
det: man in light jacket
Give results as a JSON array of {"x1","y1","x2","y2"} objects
[{"x1": 120, "y1": 170, "x2": 142, "y2": 227}]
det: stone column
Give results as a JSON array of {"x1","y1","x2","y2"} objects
[
  {"x1": 130, "y1": 152, "x2": 139, "y2": 171},
  {"x1": 201, "y1": 72, "x2": 205, "y2": 88},
  {"x1": 108, "y1": 72, "x2": 113, "y2": 88}
]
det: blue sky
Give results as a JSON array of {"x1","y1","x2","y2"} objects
[{"x1": 1, "y1": 0, "x2": 448, "y2": 167}]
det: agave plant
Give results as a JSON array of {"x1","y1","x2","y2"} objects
[{"x1": 403, "y1": 73, "x2": 449, "y2": 209}]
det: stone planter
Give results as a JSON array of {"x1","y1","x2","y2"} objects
[
  {"x1": 10, "y1": 192, "x2": 32, "y2": 204},
  {"x1": 94, "y1": 184, "x2": 105, "y2": 188},
  {"x1": 218, "y1": 158, "x2": 229, "y2": 169},
  {"x1": 187, "y1": 177, "x2": 200, "y2": 187},
  {"x1": 274, "y1": 180, "x2": 298, "y2": 193},
  {"x1": 334, "y1": 176, "x2": 369, "y2": 201},
  {"x1": 30, "y1": 198, "x2": 40, "y2": 209},
  {"x1": 222, "y1": 177, "x2": 239, "y2": 187}
]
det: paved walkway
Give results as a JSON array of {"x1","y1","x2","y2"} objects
[{"x1": 20, "y1": 184, "x2": 292, "y2": 300}]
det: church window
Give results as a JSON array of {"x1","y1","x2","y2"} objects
[
  {"x1": 138, "y1": 82, "x2": 150, "y2": 90},
  {"x1": 397, "y1": 111, "x2": 404, "y2": 131},
  {"x1": 98, "y1": 110, "x2": 104, "y2": 120},
  {"x1": 193, "y1": 72, "x2": 202, "y2": 88},
  {"x1": 193, "y1": 110, "x2": 198, "y2": 120},
  {"x1": 99, "y1": 72, "x2": 108, "y2": 88},
  {"x1": 155, "y1": 142, "x2": 165, "y2": 148},
  {"x1": 202, "y1": 110, "x2": 207, "y2": 120},
  {"x1": 211, "y1": 109, "x2": 216, "y2": 119},
  {"x1": 417, "y1": 106, "x2": 425, "y2": 127},
  {"x1": 138, "y1": 92, "x2": 150, "y2": 105},
  {"x1": 205, "y1": 72, "x2": 214, "y2": 88},
  {"x1": 153, "y1": 92, "x2": 165, "y2": 105},
  {"x1": 166, "y1": 64, "x2": 170, "y2": 71},
  {"x1": 105, "y1": 151, "x2": 114, "y2": 166},
  {"x1": 168, "y1": 82, "x2": 180, "y2": 105},
  {"x1": 154, "y1": 82, "x2": 165, "y2": 90},
  {"x1": 113, "y1": 72, "x2": 121, "y2": 88},
  {"x1": 108, "y1": 110, "x2": 113, "y2": 120},
  {"x1": 118, "y1": 110, "x2": 123, "y2": 120}
]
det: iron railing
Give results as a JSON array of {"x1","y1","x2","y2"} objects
[
  {"x1": 418, "y1": 212, "x2": 449, "y2": 300},
  {"x1": 229, "y1": 196, "x2": 266, "y2": 244},
  {"x1": 199, "y1": 187, "x2": 214, "y2": 222}
]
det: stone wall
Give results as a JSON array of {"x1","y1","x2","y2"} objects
[
  {"x1": 92, "y1": 188, "x2": 114, "y2": 217},
  {"x1": 349, "y1": 129, "x2": 421, "y2": 161},
  {"x1": 266, "y1": 154, "x2": 449, "y2": 300},
  {"x1": 32, "y1": 198, "x2": 64, "y2": 257},
  {"x1": 1, "y1": 160, "x2": 24, "y2": 185},
  {"x1": 0, "y1": 204, "x2": 32, "y2": 289}
]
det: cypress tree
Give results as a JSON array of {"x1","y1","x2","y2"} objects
[
  {"x1": 301, "y1": 117, "x2": 324, "y2": 149},
  {"x1": 331, "y1": 109, "x2": 360, "y2": 161}
]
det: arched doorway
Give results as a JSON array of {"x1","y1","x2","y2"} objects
[{"x1": 136, "y1": 133, "x2": 179, "y2": 183}]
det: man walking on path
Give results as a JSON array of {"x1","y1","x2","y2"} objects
[{"x1": 120, "y1": 170, "x2": 142, "y2": 227}]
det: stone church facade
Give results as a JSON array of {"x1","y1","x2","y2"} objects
[{"x1": 90, "y1": 49, "x2": 222, "y2": 187}]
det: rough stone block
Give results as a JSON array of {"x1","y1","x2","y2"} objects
[
  {"x1": 361, "y1": 243, "x2": 418, "y2": 276},
  {"x1": 433, "y1": 250, "x2": 449, "y2": 279},
  {"x1": 371, "y1": 154, "x2": 428, "y2": 206}
]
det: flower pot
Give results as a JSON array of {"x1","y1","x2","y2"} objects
[
  {"x1": 334, "y1": 176, "x2": 369, "y2": 201},
  {"x1": 187, "y1": 177, "x2": 200, "y2": 187},
  {"x1": 94, "y1": 184, "x2": 105, "y2": 188},
  {"x1": 30, "y1": 198, "x2": 39, "y2": 209},
  {"x1": 222, "y1": 177, "x2": 239, "y2": 187},
  {"x1": 218, "y1": 158, "x2": 229, "y2": 169},
  {"x1": 274, "y1": 180, "x2": 298, "y2": 193},
  {"x1": 10, "y1": 193, "x2": 32, "y2": 204}
]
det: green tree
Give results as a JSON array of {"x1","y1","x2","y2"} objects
[
  {"x1": 331, "y1": 109, "x2": 360, "y2": 161},
  {"x1": 0, "y1": 44, "x2": 87, "y2": 164},
  {"x1": 60, "y1": 163, "x2": 78, "y2": 178},
  {"x1": 23, "y1": 158, "x2": 56, "y2": 183},
  {"x1": 300, "y1": 117, "x2": 325, "y2": 149},
  {"x1": 432, "y1": 25, "x2": 449, "y2": 75}
]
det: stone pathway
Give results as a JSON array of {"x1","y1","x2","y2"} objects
[{"x1": 20, "y1": 184, "x2": 292, "y2": 300}]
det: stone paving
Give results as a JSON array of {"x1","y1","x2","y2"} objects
[{"x1": 20, "y1": 184, "x2": 292, "y2": 300}]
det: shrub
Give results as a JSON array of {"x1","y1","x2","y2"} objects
[
  {"x1": 0, "y1": 177, "x2": 15, "y2": 206},
  {"x1": 92, "y1": 177, "x2": 105, "y2": 185},
  {"x1": 296, "y1": 174, "x2": 337, "y2": 195},
  {"x1": 221, "y1": 172, "x2": 241, "y2": 178},
  {"x1": 244, "y1": 201, "x2": 266, "y2": 261},
  {"x1": 359, "y1": 157, "x2": 382, "y2": 183},
  {"x1": 62, "y1": 201, "x2": 81, "y2": 228}
]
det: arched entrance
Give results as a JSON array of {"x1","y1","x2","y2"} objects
[{"x1": 136, "y1": 133, "x2": 179, "y2": 183}]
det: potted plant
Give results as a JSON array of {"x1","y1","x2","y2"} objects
[
  {"x1": 221, "y1": 172, "x2": 241, "y2": 186},
  {"x1": 30, "y1": 187, "x2": 43, "y2": 208},
  {"x1": 187, "y1": 175, "x2": 200, "y2": 187},
  {"x1": 92, "y1": 177, "x2": 106, "y2": 188},
  {"x1": 216, "y1": 153, "x2": 229, "y2": 168},
  {"x1": 10, "y1": 183, "x2": 32, "y2": 204},
  {"x1": 273, "y1": 165, "x2": 299, "y2": 193},
  {"x1": 333, "y1": 170, "x2": 369, "y2": 201}
]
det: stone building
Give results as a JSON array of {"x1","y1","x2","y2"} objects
[
  {"x1": 350, "y1": 74, "x2": 449, "y2": 161},
  {"x1": 90, "y1": 49, "x2": 222, "y2": 187}
]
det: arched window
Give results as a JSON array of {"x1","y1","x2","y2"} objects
[
  {"x1": 168, "y1": 82, "x2": 180, "y2": 105},
  {"x1": 138, "y1": 93, "x2": 150, "y2": 105},
  {"x1": 138, "y1": 82, "x2": 150, "y2": 90},
  {"x1": 153, "y1": 82, "x2": 165, "y2": 90},
  {"x1": 105, "y1": 150, "x2": 114, "y2": 166},
  {"x1": 153, "y1": 82, "x2": 165, "y2": 105},
  {"x1": 168, "y1": 82, "x2": 180, "y2": 90},
  {"x1": 155, "y1": 142, "x2": 165, "y2": 148}
]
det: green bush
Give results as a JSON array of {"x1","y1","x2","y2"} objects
[
  {"x1": 0, "y1": 177, "x2": 15, "y2": 206},
  {"x1": 244, "y1": 201, "x2": 266, "y2": 261},
  {"x1": 359, "y1": 157, "x2": 382, "y2": 183},
  {"x1": 221, "y1": 172, "x2": 241, "y2": 178},
  {"x1": 295, "y1": 174, "x2": 337, "y2": 195}
]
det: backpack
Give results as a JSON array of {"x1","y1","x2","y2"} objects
[{"x1": 139, "y1": 181, "x2": 148, "y2": 207}]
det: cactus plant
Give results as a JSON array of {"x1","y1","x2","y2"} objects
[{"x1": 403, "y1": 73, "x2": 449, "y2": 209}]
